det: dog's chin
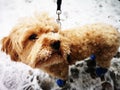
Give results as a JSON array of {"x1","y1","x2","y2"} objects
[
  {"x1": 35, "y1": 53, "x2": 69, "y2": 79},
  {"x1": 43, "y1": 62, "x2": 69, "y2": 80}
]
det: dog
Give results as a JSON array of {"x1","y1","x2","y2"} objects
[{"x1": 1, "y1": 13, "x2": 120, "y2": 80}]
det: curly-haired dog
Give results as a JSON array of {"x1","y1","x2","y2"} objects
[{"x1": 1, "y1": 13, "x2": 120, "y2": 80}]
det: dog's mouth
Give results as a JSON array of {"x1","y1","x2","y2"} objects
[
  {"x1": 35, "y1": 51, "x2": 64, "y2": 67},
  {"x1": 35, "y1": 52, "x2": 69, "y2": 79},
  {"x1": 34, "y1": 45, "x2": 71, "y2": 68}
]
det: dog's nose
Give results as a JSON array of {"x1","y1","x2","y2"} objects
[{"x1": 51, "y1": 40, "x2": 60, "y2": 50}]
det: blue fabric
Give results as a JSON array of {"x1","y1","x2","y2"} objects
[
  {"x1": 90, "y1": 54, "x2": 96, "y2": 61},
  {"x1": 96, "y1": 67, "x2": 108, "y2": 77},
  {"x1": 56, "y1": 79, "x2": 66, "y2": 87}
]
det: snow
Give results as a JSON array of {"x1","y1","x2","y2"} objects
[{"x1": 0, "y1": 0, "x2": 120, "y2": 90}]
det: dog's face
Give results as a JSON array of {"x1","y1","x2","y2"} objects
[{"x1": 1, "y1": 14, "x2": 71, "y2": 79}]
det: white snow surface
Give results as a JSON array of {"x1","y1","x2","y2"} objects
[{"x1": 0, "y1": 0, "x2": 120, "y2": 90}]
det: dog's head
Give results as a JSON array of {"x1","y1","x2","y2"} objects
[{"x1": 1, "y1": 13, "x2": 71, "y2": 79}]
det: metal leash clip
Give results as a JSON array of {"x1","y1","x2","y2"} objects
[{"x1": 56, "y1": 10, "x2": 62, "y2": 27}]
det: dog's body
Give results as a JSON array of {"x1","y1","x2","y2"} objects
[
  {"x1": 1, "y1": 14, "x2": 120, "y2": 79},
  {"x1": 60, "y1": 24, "x2": 120, "y2": 68}
]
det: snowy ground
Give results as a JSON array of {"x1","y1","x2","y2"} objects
[{"x1": 0, "y1": 0, "x2": 120, "y2": 90}]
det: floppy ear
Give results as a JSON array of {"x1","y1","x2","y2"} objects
[
  {"x1": 1, "y1": 37, "x2": 19, "y2": 61},
  {"x1": 1, "y1": 37, "x2": 11, "y2": 53}
]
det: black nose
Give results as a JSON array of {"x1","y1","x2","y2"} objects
[{"x1": 51, "y1": 40, "x2": 60, "y2": 50}]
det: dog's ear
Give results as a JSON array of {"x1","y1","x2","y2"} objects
[
  {"x1": 1, "y1": 36, "x2": 11, "y2": 53},
  {"x1": 1, "y1": 36, "x2": 19, "y2": 61}
]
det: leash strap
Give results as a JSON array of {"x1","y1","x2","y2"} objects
[{"x1": 57, "y1": 0, "x2": 62, "y2": 11}]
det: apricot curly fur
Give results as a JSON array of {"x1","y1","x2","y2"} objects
[{"x1": 1, "y1": 13, "x2": 120, "y2": 79}]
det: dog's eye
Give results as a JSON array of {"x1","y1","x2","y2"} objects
[{"x1": 29, "y1": 34, "x2": 37, "y2": 40}]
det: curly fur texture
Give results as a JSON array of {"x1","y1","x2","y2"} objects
[{"x1": 1, "y1": 13, "x2": 120, "y2": 79}]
